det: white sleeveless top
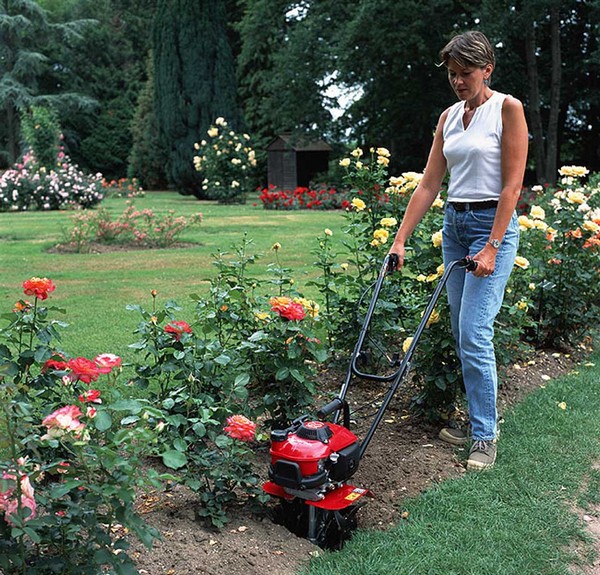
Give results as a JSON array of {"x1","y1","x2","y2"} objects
[{"x1": 442, "y1": 91, "x2": 507, "y2": 202}]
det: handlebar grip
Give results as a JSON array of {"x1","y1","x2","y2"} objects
[
  {"x1": 460, "y1": 256, "x2": 478, "y2": 271},
  {"x1": 317, "y1": 398, "x2": 344, "y2": 419},
  {"x1": 387, "y1": 253, "x2": 399, "y2": 272}
]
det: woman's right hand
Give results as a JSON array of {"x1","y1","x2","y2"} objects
[{"x1": 387, "y1": 242, "x2": 405, "y2": 272}]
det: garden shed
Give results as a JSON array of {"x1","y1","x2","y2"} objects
[{"x1": 266, "y1": 134, "x2": 332, "y2": 189}]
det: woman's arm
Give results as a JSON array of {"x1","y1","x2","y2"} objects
[
  {"x1": 473, "y1": 96, "x2": 529, "y2": 276},
  {"x1": 388, "y1": 109, "x2": 450, "y2": 269}
]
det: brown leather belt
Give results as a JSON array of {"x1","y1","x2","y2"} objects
[{"x1": 449, "y1": 200, "x2": 498, "y2": 211}]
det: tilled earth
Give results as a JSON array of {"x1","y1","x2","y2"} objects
[{"x1": 130, "y1": 349, "x2": 593, "y2": 575}]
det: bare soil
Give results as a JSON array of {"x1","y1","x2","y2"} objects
[{"x1": 129, "y1": 349, "x2": 594, "y2": 575}]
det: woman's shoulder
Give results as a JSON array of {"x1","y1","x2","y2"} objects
[{"x1": 497, "y1": 92, "x2": 524, "y2": 111}]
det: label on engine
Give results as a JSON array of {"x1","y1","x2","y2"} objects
[{"x1": 345, "y1": 488, "x2": 367, "y2": 501}]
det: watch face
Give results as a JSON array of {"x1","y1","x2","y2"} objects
[{"x1": 490, "y1": 239, "x2": 501, "y2": 248}]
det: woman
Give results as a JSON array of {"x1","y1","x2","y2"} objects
[{"x1": 389, "y1": 31, "x2": 528, "y2": 470}]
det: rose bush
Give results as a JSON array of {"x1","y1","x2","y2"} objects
[
  {"x1": 0, "y1": 279, "x2": 167, "y2": 574},
  {"x1": 193, "y1": 117, "x2": 257, "y2": 203}
]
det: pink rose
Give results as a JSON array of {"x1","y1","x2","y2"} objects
[
  {"x1": 94, "y1": 353, "x2": 122, "y2": 374},
  {"x1": 41, "y1": 405, "x2": 85, "y2": 439}
]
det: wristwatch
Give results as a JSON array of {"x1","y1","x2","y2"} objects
[{"x1": 488, "y1": 238, "x2": 501, "y2": 249}]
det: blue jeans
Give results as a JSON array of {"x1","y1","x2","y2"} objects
[{"x1": 442, "y1": 204, "x2": 519, "y2": 441}]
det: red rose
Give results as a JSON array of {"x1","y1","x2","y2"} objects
[
  {"x1": 278, "y1": 302, "x2": 306, "y2": 321},
  {"x1": 22, "y1": 277, "x2": 56, "y2": 300},
  {"x1": 67, "y1": 357, "x2": 100, "y2": 384},
  {"x1": 224, "y1": 415, "x2": 256, "y2": 442},
  {"x1": 78, "y1": 389, "x2": 101, "y2": 403},
  {"x1": 164, "y1": 320, "x2": 192, "y2": 341},
  {"x1": 42, "y1": 358, "x2": 69, "y2": 373}
]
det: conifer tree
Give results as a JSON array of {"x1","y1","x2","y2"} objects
[{"x1": 153, "y1": 0, "x2": 241, "y2": 195}]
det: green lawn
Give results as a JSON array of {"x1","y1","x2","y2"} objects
[
  {"x1": 0, "y1": 192, "x2": 346, "y2": 359},
  {"x1": 306, "y1": 351, "x2": 600, "y2": 575}
]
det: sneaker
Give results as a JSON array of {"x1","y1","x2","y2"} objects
[
  {"x1": 467, "y1": 440, "x2": 497, "y2": 471},
  {"x1": 439, "y1": 427, "x2": 469, "y2": 446}
]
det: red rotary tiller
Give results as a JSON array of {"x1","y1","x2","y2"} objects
[{"x1": 263, "y1": 254, "x2": 476, "y2": 548}]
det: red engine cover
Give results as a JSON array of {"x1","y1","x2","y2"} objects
[{"x1": 270, "y1": 421, "x2": 358, "y2": 477}]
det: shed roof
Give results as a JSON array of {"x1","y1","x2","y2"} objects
[{"x1": 266, "y1": 134, "x2": 332, "y2": 152}]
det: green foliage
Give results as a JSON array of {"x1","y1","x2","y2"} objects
[
  {"x1": 153, "y1": 0, "x2": 242, "y2": 195},
  {"x1": 0, "y1": 279, "x2": 164, "y2": 573},
  {"x1": 193, "y1": 117, "x2": 257, "y2": 204},
  {"x1": 128, "y1": 51, "x2": 169, "y2": 190},
  {"x1": 19, "y1": 106, "x2": 61, "y2": 170}
]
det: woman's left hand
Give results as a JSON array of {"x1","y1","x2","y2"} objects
[{"x1": 472, "y1": 246, "x2": 497, "y2": 278}]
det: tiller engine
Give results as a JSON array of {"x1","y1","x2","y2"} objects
[{"x1": 263, "y1": 255, "x2": 476, "y2": 548}]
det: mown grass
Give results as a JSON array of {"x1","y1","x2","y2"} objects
[
  {"x1": 305, "y1": 350, "x2": 600, "y2": 575},
  {"x1": 0, "y1": 192, "x2": 346, "y2": 359}
]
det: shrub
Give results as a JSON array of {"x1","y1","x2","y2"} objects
[
  {"x1": 193, "y1": 117, "x2": 257, "y2": 204},
  {"x1": 20, "y1": 106, "x2": 61, "y2": 170},
  {"x1": 259, "y1": 184, "x2": 350, "y2": 210},
  {"x1": 62, "y1": 202, "x2": 203, "y2": 251},
  {"x1": 0, "y1": 278, "x2": 164, "y2": 574},
  {"x1": 0, "y1": 149, "x2": 104, "y2": 212}
]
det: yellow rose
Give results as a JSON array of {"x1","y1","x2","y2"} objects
[
  {"x1": 324, "y1": 228, "x2": 333, "y2": 236},
  {"x1": 370, "y1": 239, "x2": 380, "y2": 247},
  {"x1": 416, "y1": 274, "x2": 427, "y2": 282},
  {"x1": 529, "y1": 205, "x2": 545, "y2": 220},
  {"x1": 532, "y1": 220, "x2": 548, "y2": 231},
  {"x1": 351, "y1": 198, "x2": 366, "y2": 211},
  {"x1": 402, "y1": 337, "x2": 414, "y2": 354},
  {"x1": 432, "y1": 196, "x2": 445, "y2": 209},
  {"x1": 271, "y1": 242, "x2": 281, "y2": 251},
  {"x1": 380, "y1": 217, "x2": 398, "y2": 228},
  {"x1": 373, "y1": 228, "x2": 389, "y2": 243},
  {"x1": 425, "y1": 308, "x2": 440, "y2": 327},
  {"x1": 514, "y1": 256, "x2": 530, "y2": 269},
  {"x1": 215, "y1": 117, "x2": 227, "y2": 126},
  {"x1": 566, "y1": 190, "x2": 586, "y2": 204},
  {"x1": 207, "y1": 127, "x2": 219, "y2": 138},
  {"x1": 431, "y1": 230, "x2": 443, "y2": 248},
  {"x1": 426, "y1": 273, "x2": 438, "y2": 283},
  {"x1": 558, "y1": 165, "x2": 589, "y2": 178},
  {"x1": 340, "y1": 263, "x2": 349, "y2": 271},
  {"x1": 528, "y1": 283, "x2": 536, "y2": 290},
  {"x1": 376, "y1": 147, "x2": 391, "y2": 157},
  {"x1": 516, "y1": 300, "x2": 528, "y2": 311},
  {"x1": 377, "y1": 155, "x2": 390, "y2": 167},
  {"x1": 582, "y1": 220, "x2": 600, "y2": 233},
  {"x1": 356, "y1": 161, "x2": 363, "y2": 169},
  {"x1": 436, "y1": 263, "x2": 445, "y2": 275},
  {"x1": 339, "y1": 158, "x2": 351, "y2": 167},
  {"x1": 351, "y1": 148, "x2": 363, "y2": 158},
  {"x1": 518, "y1": 215, "x2": 534, "y2": 229}
]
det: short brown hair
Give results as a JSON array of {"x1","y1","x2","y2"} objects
[{"x1": 439, "y1": 31, "x2": 495, "y2": 69}]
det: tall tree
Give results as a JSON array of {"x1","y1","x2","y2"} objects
[
  {"x1": 0, "y1": 0, "x2": 96, "y2": 166},
  {"x1": 153, "y1": 0, "x2": 241, "y2": 195},
  {"x1": 481, "y1": 0, "x2": 599, "y2": 182}
]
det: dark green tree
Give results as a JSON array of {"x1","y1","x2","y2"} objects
[
  {"x1": 153, "y1": 0, "x2": 241, "y2": 195},
  {"x1": 0, "y1": 0, "x2": 93, "y2": 165},
  {"x1": 41, "y1": 0, "x2": 157, "y2": 178},
  {"x1": 20, "y1": 104, "x2": 61, "y2": 168},
  {"x1": 128, "y1": 51, "x2": 168, "y2": 190},
  {"x1": 481, "y1": 0, "x2": 599, "y2": 183}
]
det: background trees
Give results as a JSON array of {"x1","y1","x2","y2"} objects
[{"x1": 0, "y1": 0, "x2": 598, "y2": 190}]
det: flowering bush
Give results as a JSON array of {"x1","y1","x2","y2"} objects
[
  {"x1": 0, "y1": 278, "x2": 165, "y2": 573},
  {"x1": 511, "y1": 166, "x2": 600, "y2": 346},
  {"x1": 0, "y1": 149, "x2": 104, "y2": 212},
  {"x1": 193, "y1": 117, "x2": 257, "y2": 203},
  {"x1": 61, "y1": 201, "x2": 203, "y2": 251},
  {"x1": 101, "y1": 177, "x2": 145, "y2": 198},
  {"x1": 259, "y1": 184, "x2": 350, "y2": 210}
]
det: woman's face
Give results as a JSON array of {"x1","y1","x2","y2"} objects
[{"x1": 447, "y1": 59, "x2": 492, "y2": 101}]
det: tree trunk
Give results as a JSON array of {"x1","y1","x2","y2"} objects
[
  {"x1": 524, "y1": 23, "x2": 546, "y2": 183},
  {"x1": 5, "y1": 104, "x2": 20, "y2": 165},
  {"x1": 545, "y1": 5, "x2": 561, "y2": 184}
]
